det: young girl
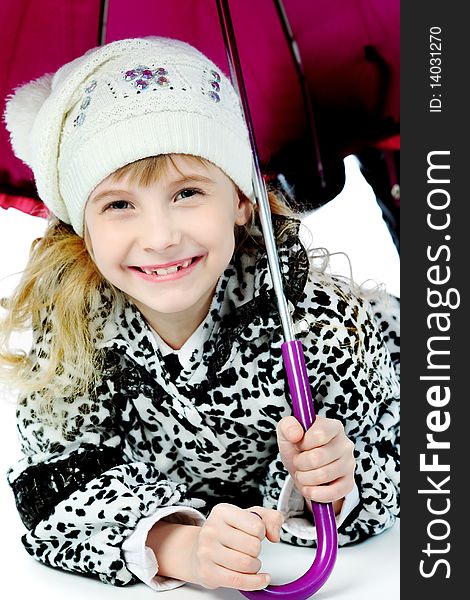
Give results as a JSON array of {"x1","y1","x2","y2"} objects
[{"x1": 1, "y1": 37, "x2": 400, "y2": 592}]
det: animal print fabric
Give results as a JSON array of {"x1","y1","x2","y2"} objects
[{"x1": 7, "y1": 217, "x2": 400, "y2": 585}]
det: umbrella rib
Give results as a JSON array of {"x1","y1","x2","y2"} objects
[{"x1": 216, "y1": 0, "x2": 295, "y2": 343}]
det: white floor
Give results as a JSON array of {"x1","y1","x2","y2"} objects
[{"x1": 0, "y1": 156, "x2": 400, "y2": 598}]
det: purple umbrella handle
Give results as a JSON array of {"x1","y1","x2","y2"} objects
[
  {"x1": 214, "y1": 1, "x2": 338, "y2": 595},
  {"x1": 240, "y1": 341, "x2": 338, "y2": 599}
]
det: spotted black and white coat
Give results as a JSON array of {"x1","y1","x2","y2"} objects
[{"x1": 7, "y1": 217, "x2": 400, "y2": 586}]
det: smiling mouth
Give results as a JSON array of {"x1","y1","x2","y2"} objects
[{"x1": 131, "y1": 257, "x2": 199, "y2": 276}]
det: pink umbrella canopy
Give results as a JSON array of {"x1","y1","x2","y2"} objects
[{"x1": 0, "y1": 0, "x2": 399, "y2": 215}]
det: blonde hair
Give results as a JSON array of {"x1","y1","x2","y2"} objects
[
  {"x1": 0, "y1": 220, "x2": 116, "y2": 414},
  {"x1": 0, "y1": 154, "x2": 295, "y2": 414}
]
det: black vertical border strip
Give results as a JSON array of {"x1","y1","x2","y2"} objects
[{"x1": 401, "y1": 3, "x2": 466, "y2": 597}]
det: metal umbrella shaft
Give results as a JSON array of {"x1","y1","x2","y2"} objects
[
  {"x1": 215, "y1": 1, "x2": 338, "y2": 597},
  {"x1": 273, "y1": 0, "x2": 326, "y2": 189}
]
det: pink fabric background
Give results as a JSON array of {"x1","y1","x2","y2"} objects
[{"x1": 0, "y1": 0, "x2": 399, "y2": 208}]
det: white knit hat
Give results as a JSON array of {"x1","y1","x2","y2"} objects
[{"x1": 4, "y1": 37, "x2": 254, "y2": 236}]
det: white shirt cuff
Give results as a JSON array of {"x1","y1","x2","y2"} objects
[
  {"x1": 277, "y1": 475, "x2": 359, "y2": 541},
  {"x1": 122, "y1": 504, "x2": 206, "y2": 591}
]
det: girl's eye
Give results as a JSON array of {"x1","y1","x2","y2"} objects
[
  {"x1": 175, "y1": 188, "x2": 203, "y2": 201},
  {"x1": 104, "y1": 200, "x2": 132, "y2": 211}
]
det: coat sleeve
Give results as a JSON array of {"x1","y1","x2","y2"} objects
[
  {"x1": 7, "y1": 371, "x2": 190, "y2": 586},
  {"x1": 259, "y1": 282, "x2": 400, "y2": 547}
]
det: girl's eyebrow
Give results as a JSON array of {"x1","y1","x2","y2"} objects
[
  {"x1": 169, "y1": 174, "x2": 217, "y2": 187},
  {"x1": 90, "y1": 189, "x2": 132, "y2": 204}
]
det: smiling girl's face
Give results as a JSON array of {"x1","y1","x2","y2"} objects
[{"x1": 85, "y1": 155, "x2": 252, "y2": 345}]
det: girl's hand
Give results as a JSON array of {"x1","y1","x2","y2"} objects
[
  {"x1": 188, "y1": 503, "x2": 283, "y2": 591},
  {"x1": 277, "y1": 415, "x2": 356, "y2": 506}
]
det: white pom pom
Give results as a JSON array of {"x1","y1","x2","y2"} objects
[{"x1": 3, "y1": 73, "x2": 53, "y2": 167}]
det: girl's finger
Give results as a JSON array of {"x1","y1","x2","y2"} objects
[
  {"x1": 295, "y1": 454, "x2": 354, "y2": 487},
  {"x1": 211, "y1": 503, "x2": 266, "y2": 539},
  {"x1": 214, "y1": 544, "x2": 262, "y2": 574},
  {"x1": 297, "y1": 416, "x2": 343, "y2": 452},
  {"x1": 217, "y1": 526, "x2": 263, "y2": 559},
  {"x1": 214, "y1": 564, "x2": 272, "y2": 592},
  {"x1": 294, "y1": 435, "x2": 354, "y2": 471},
  {"x1": 303, "y1": 476, "x2": 355, "y2": 503}
]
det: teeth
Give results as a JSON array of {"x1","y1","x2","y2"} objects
[
  {"x1": 140, "y1": 258, "x2": 193, "y2": 276},
  {"x1": 156, "y1": 266, "x2": 178, "y2": 275}
]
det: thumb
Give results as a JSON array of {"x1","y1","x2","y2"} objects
[
  {"x1": 277, "y1": 416, "x2": 304, "y2": 445},
  {"x1": 248, "y1": 507, "x2": 284, "y2": 544}
]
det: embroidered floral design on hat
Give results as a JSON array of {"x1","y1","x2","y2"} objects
[
  {"x1": 123, "y1": 66, "x2": 170, "y2": 91},
  {"x1": 202, "y1": 69, "x2": 222, "y2": 103},
  {"x1": 85, "y1": 80, "x2": 97, "y2": 93},
  {"x1": 73, "y1": 79, "x2": 97, "y2": 127}
]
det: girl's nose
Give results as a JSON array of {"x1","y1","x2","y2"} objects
[{"x1": 137, "y1": 207, "x2": 182, "y2": 253}]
